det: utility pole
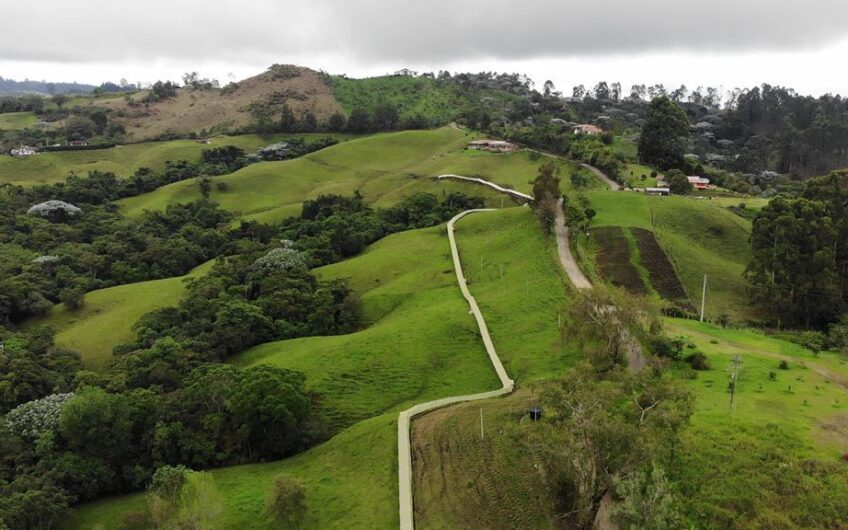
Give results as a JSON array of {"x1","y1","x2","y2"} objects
[
  {"x1": 480, "y1": 408, "x2": 484, "y2": 439},
  {"x1": 700, "y1": 274, "x2": 707, "y2": 322},
  {"x1": 728, "y1": 354, "x2": 742, "y2": 413}
]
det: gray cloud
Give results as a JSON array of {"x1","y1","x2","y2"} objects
[{"x1": 2, "y1": 0, "x2": 848, "y2": 65}]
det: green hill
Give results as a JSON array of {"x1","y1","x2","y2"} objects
[
  {"x1": 29, "y1": 260, "x2": 215, "y2": 370},
  {"x1": 0, "y1": 133, "x2": 353, "y2": 187},
  {"x1": 64, "y1": 206, "x2": 579, "y2": 529},
  {"x1": 117, "y1": 127, "x2": 593, "y2": 224},
  {"x1": 0, "y1": 111, "x2": 37, "y2": 131},
  {"x1": 583, "y1": 191, "x2": 755, "y2": 320}
]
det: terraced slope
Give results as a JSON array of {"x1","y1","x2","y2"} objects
[
  {"x1": 28, "y1": 260, "x2": 215, "y2": 370},
  {"x1": 586, "y1": 191, "x2": 754, "y2": 320}
]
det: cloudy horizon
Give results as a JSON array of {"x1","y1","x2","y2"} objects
[{"x1": 2, "y1": 0, "x2": 848, "y2": 97}]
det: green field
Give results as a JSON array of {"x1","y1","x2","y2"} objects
[
  {"x1": 29, "y1": 260, "x2": 215, "y2": 370},
  {"x1": 623, "y1": 163, "x2": 657, "y2": 187},
  {"x1": 583, "y1": 191, "x2": 755, "y2": 320},
  {"x1": 117, "y1": 127, "x2": 597, "y2": 224},
  {"x1": 0, "y1": 133, "x2": 355, "y2": 186},
  {"x1": 666, "y1": 318, "x2": 848, "y2": 528},
  {"x1": 0, "y1": 111, "x2": 37, "y2": 130},
  {"x1": 65, "y1": 206, "x2": 582, "y2": 529}
]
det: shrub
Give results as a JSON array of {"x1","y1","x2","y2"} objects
[
  {"x1": 650, "y1": 336, "x2": 685, "y2": 360},
  {"x1": 779, "y1": 360, "x2": 789, "y2": 370},
  {"x1": 60, "y1": 288, "x2": 85, "y2": 310},
  {"x1": 685, "y1": 351, "x2": 710, "y2": 370},
  {"x1": 264, "y1": 472, "x2": 306, "y2": 526}
]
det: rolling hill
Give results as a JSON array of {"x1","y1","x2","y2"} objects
[
  {"x1": 582, "y1": 191, "x2": 755, "y2": 320},
  {"x1": 0, "y1": 132, "x2": 354, "y2": 186},
  {"x1": 28, "y1": 260, "x2": 215, "y2": 370},
  {"x1": 116, "y1": 126, "x2": 592, "y2": 224}
]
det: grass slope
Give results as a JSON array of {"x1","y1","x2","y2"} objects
[
  {"x1": 29, "y1": 260, "x2": 215, "y2": 371},
  {"x1": 666, "y1": 318, "x2": 848, "y2": 528},
  {"x1": 117, "y1": 127, "x2": 595, "y2": 225},
  {"x1": 585, "y1": 191, "x2": 754, "y2": 320},
  {"x1": 411, "y1": 207, "x2": 582, "y2": 528},
  {"x1": 66, "y1": 218, "x2": 511, "y2": 529},
  {"x1": 0, "y1": 133, "x2": 353, "y2": 186},
  {"x1": 0, "y1": 111, "x2": 37, "y2": 130}
]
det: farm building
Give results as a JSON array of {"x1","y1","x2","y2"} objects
[
  {"x1": 393, "y1": 68, "x2": 418, "y2": 77},
  {"x1": 644, "y1": 187, "x2": 670, "y2": 196},
  {"x1": 573, "y1": 123, "x2": 603, "y2": 135},
  {"x1": 11, "y1": 146, "x2": 36, "y2": 157},
  {"x1": 67, "y1": 140, "x2": 88, "y2": 147},
  {"x1": 467, "y1": 139, "x2": 518, "y2": 153},
  {"x1": 687, "y1": 176, "x2": 715, "y2": 190}
]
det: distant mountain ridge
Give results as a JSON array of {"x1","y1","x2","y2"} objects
[{"x1": 0, "y1": 77, "x2": 96, "y2": 95}]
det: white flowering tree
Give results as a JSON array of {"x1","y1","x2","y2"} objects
[
  {"x1": 27, "y1": 200, "x2": 83, "y2": 218},
  {"x1": 251, "y1": 246, "x2": 306, "y2": 276},
  {"x1": 5, "y1": 393, "x2": 76, "y2": 440}
]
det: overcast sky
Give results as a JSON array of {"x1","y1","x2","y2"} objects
[{"x1": 2, "y1": 0, "x2": 848, "y2": 96}]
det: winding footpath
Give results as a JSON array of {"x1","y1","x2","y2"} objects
[
  {"x1": 436, "y1": 174, "x2": 533, "y2": 202},
  {"x1": 397, "y1": 169, "x2": 611, "y2": 529},
  {"x1": 397, "y1": 209, "x2": 515, "y2": 530}
]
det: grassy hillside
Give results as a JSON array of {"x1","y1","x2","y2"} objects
[
  {"x1": 235, "y1": 224, "x2": 500, "y2": 429},
  {"x1": 666, "y1": 318, "x2": 848, "y2": 528},
  {"x1": 0, "y1": 111, "x2": 37, "y2": 130},
  {"x1": 0, "y1": 133, "x2": 353, "y2": 186},
  {"x1": 29, "y1": 260, "x2": 215, "y2": 370},
  {"x1": 66, "y1": 412, "x2": 401, "y2": 530},
  {"x1": 65, "y1": 206, "x2": 581, "y2": 529},
  {"x1": 584, "y1": 191, "x2": 754, "y2": 320},
  {"x1": 117, "y1": 127, "x2": 595, "y2": 224},
  {"x1": 66, "y1": 216, "x2": 511, "y2": 529}
]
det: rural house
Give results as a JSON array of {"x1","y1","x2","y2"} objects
[
  {"x1": 573, "y1": 123, "x2": 603, "y2": 135},
  {"x1": 467, "y1": 139, "x2": 518, "y2": 153},
  {"x1": 687, "y1": 176, "x2": 714, "y2": 190},
  {"x1": 11, "y1": 146, "x2": 36, "y2": 157}
]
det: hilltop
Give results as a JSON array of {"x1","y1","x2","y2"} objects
[{"x1": 97, "y1": 66, "x2": 342, "y2": 141}]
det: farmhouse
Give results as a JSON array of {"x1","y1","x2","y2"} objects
[
  {"x1": 687, "y1": 176, "x2": 714, "y2": 190},
  {"x1": 67, "y1": 140, "x2": 88, "y2": 147},
  {"x1": 467, "y1": 139, "x2": 518, "y2": 153},
  {"x1": 394, "y1": 68, "x2": 417, "y2": 77},
  {"x1": 644, "y1": 187, "x2": 670, "y2": 196},
  {"x1": 573, "y1": 123, "x2": 603, "y2": 135},
  {"x1": 11, "y1": 146, "x2": 36, "y2": 157}
]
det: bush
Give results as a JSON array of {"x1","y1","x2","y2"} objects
[
  {"x1": 650, "y1": 336, "x2": 685, "y2": 360},
  {"x1": 779, "y1": 360, "x2": 789, "y2": 370},
  {"x1": 59, "y1": 288, "x2": 85, "y2": 310},
  {"x1": 264, "y1": 472, "x2": 306, "y2": 526},
  {"x1": 685, "y1": 351, "x2": 710, "y2": 370}
]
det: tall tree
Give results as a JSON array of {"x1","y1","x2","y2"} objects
[
  {"x1": 531, "y1": 162, "x2": 561, "y2": 234},
  {"x1": 638, "y1": 96, "x2": 690, "y2": 170}
]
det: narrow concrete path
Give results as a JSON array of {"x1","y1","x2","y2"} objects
[
  {"x1": 398, "y1": 209, "x2": 515, "y2": 530},
  {"x1": 436, "y1": 174, "x2": 532, "y2": 202},
  {"x1": 554, "y1": 198, "x2": 593, "y2": 290},
  {"x1": 579, "y1": 162, "x2": 621, "y2": 191}
]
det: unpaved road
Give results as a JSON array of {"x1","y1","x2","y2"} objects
[
  {"x1": 398, "y1": 209, "x2": 514, "y2": 530},
  {"x1": 579, "y1": 162, "x2": 621, "y2": 191},
  {"x1": 554, "y1": 198, "x2": 593, "y2": 290}
]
